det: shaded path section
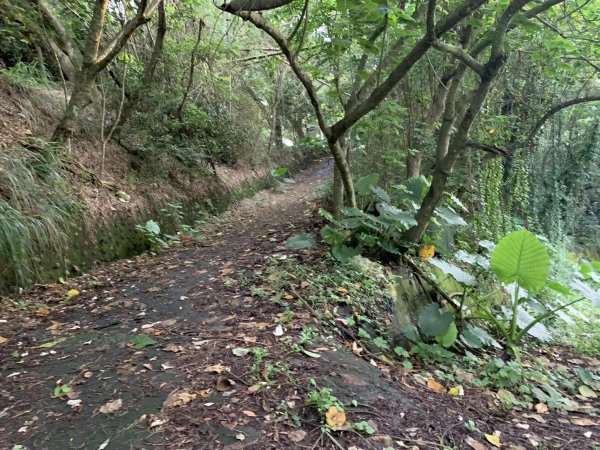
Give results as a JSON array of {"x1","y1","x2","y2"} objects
[{"x1": 0, "y1": 159, "x2": 333, "y2": 449}]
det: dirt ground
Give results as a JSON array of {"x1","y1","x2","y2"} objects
[{"x1": 1, "y1": 160, "x2": 598, "y2": 450}]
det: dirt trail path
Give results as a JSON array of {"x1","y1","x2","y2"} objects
[
  {"x1": 2, "y1": 159, "x2": 599, "y2": 450},
  {"x1": 0, "y1": 160, "x2": 340, "y2": 449}
]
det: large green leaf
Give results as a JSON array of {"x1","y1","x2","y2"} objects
[
  {"x1": 355, "y1": 174, "x2": 380, "y2": 196},
  {"x1": 490, "y1": 230, "x2": 550, "y2": 291},
  {"x1": 428, "y1": 258, "x2": 477, "y2": 286},
  {"x1": 418, "y1": 303, "x2": 454, "y2": 337},
  {"x1": 286, "y1": 233, "x2": 316, "y2": 249}
]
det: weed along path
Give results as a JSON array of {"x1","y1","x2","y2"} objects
[{"x1": 1, "y1": 159, "x2": 599, "y2": 450}]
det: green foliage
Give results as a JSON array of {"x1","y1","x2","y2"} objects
[
  {"x1": 491, "y1": 230, "x2": 550, "y2": 292},
  {"x1": 0, "y1": 145, "x2": 78, "y2": 290},
  {"x1": 307, "y1": 379, "x2": 344, "y2": 414}
]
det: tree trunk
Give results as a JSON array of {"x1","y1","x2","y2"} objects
[
  {"x1": 406, "y1": 153, "x2": 423, "y2": 178},
  {"x1": 176, "y1": 18, "x2": 204, "y2": 122},
  {"x1": 52, "y1": 68, "x2": 96, "y2": 141},
  {"x1": 115, "y1": 0, "x2": 166, "y2": 136}
]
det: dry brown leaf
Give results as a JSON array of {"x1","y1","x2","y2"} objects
[
  {"x1": 164, "y1": 343, "x2": 185, "y2": 353},
  {"x1": 243, "y1": 336, "x2": 257, "y2": 343},
  {"x1": 216, "y1": 377, "x2": 234, "y2": 392},
  {"x1": 248, "y1": 384, "x2": 263, "y2": 394},
  {"x1": 36, "y1": 307, "x2": 50, "y2": 317},
  {"x1": 465, "y1": 437, "x2": 486, "y2": 450},
  {"x1": 204, "y1": 364, "x2": 229, "y2": 374},
  {"x1": 242, "y1": 410, "x2": 257, "y2": 417},
  {"x1": 99, "y1": 398, "x2": 123, "y2": 414},
  {"x1": 337, "y1": 286, "x2": 348, "y2": 294},
  {"x1": 523, "y1": 413, "x2": 546, "y2": 423},
  {"x1": 535, "y1": 403, "x2": 549, "y2": 414},
  {"x1": 163, "y1": 392, "x2": 197, "y2": 409},
  {"x1": 427, "y1": 378, "x2": 445, "y2": 394},
  {"x1": 289, "y1": 430, "x2": 307, "y2": 443},
  {"x1": 570, "y1": 418, "x2": 598, "y2": 426},
  {"x1": 283, "y1": 294, "x2": 294, "y2": 300},
  {"x1": 83, "y1": 371, "x2": 93, "y2": 379},
  {"x1": 0, "y1": 336, "x2": 7, "y2": 345},
  {"x1": 325, "y1": 406, "x2": 346, "y2": 430},
  {"x1": 300, "y1": 281, "x2": 310, "y2": 289}
]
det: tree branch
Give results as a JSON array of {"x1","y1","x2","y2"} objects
[
  {"x1": 221, "y1": 0, "x2": 296, "y2": 11},
  {"x1": 223, "y1": 9, "x2": 329, "y2": 136},
  {"x1": 96, "y1": 0, "x2": 161, "y2": 71},
  {"x1": 330, "y1": 0, "x2": 488, "y2": 141},
  {"x1": 466, "y1": 140, "x2": 511, "y2": 158},
  {"x1": 433, "y1": 40, "x2": 485, "y2": 77},
  {"x1": 527, "y1": 94, "x2": 600, "y2": 142}
]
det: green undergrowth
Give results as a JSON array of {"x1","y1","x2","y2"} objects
[
  {"x1": 251, "y1": 255, "x2": 600, "y2": 415},
  {"x1": 0, "y1": 144, "x2": 80, "y2": 290}
]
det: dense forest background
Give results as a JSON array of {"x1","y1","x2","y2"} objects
[{"x1": 0, "y1": 0, "x2": 598, "y2": 292}]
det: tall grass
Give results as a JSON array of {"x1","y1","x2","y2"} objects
[{"x1": 0, "y1": 143, "x2": 78, "y2": 290}]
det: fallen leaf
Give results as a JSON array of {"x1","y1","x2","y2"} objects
[
  {"x1": 289, "y1": 429, "x2": 307, "y2": 443},
  {"x1": 427, "y1": 378, "x2": 445, "y2": 394},
  {"x1": 242, "y1": 410, "x2": 257, "y2": 417},
  {"x1": 570, "y1": 418, "x2": 598, "y2": 426},
  {"x1": 130, "y1": 335, "x2": 156, "y2": 349},
  {"x1": 0, "y1": 336, "x2": 7, "y2": 345},
  {"x1": 248, "y1": 383, "x2": 263, "y2": 394},
  {"x1": 523, "y1": 413, "x2": 546, "y2": 423},
  {"x1": 232, "y1": 348, "x2": 251, "y2": 357},
  {"x1": 273, "y1": 325, "x2": 284, "y2": 336},
  {"x1": 36, "y1": 307, "x2": 50, "y2": 316},
  {"x1": 98, "y1": 437, "x2": 110, "y2": 450},
  {"x1": 67, "y1": 289, "x2": 80, "y2": 298},
  {"x1": 235, "y1": 433, "x2": 246, "y2": 441},
  {"x1": 149, "y1": 418, "x2": 168, "y2": 428},
  {"x1": 337, "y1": 287, "x2": 348, "y2": 294},
  {"x1": 485, "y1": 434, "x2": 501, "y2": 448},
  {"x1": 352, "y1": 341, "x2": 363, "y2": 356},
  {"x1": 99, "y1": 399, "x2": 123, "y2": 414},
  {"x1": 163, "y1": 392, "x2": 197, "y2": 409},
  {"x1": 216, "y1": 377, "x2": 234, "y2": 392},
  {"x1": 579, "y1": 385, "x2": 597, "y2": 398},
  {"x1": 325, "y1": 406, "x2": 346, "y2": 430},
  {"x1": 535, "y1": 403, "x2": 549, "y2": 414},
  {"x1": 243, "y1": 336, "x2": 257, "y2": 343},
  {"x1": 67, "y1": 399, "x2": 82, "y2": 409},
  {"x1": 164, "y1": 343, "x2": 184, "y2": 353},
  {"x1": 448, "y1": 385, "x2": 464, "y2": 396},
  {"x1": 283, "y1": 294, "x2": 294, "y2": 300},
  {"x1": 419, "y1": 245, "x2": 435, "y2": 259},
  {"x1": 465, "y1": 437, "x2": 486, "y2": 450},
  {"x1": 205, "y1": 364, "x2": 229, "y2": 374},
  {"x1": 83, "y1": 371, "x2": 93, "y2": 379}
]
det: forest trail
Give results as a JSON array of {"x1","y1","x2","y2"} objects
[
  {"x1": 1, "y1": 159, "x2": 599, "y2": 450},
  {"x1": 0, "y1": 159, "x2": 336, "y2": 448}
]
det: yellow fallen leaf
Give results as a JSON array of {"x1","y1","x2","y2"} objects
[
  {"x1": 67, "y1": 289, "x2": 80, "y2": 298},
  {"x1": 419, "y1": 245, "x2": 435, "y2": 259},
  {"x1": 0, "y1": 336, "x2": 7, "y2": 345},
  {"x1": 325, "y1": 406, "x2": 346, "y2": 430},
  {"x1": 337, "y1": 287, "x2": 348, "y2": 294},
  {"x1": 283, "y1": 294, "x2": 294, "y2": 300},
  {"x1": 427, "y1": 378, "x2": 445, "y2": 394},
  {"x1": 448, "y1": 385, "x2": 464, "y2": 396},
  {"x1": 485, "y1": 434, "x2": 501, "y2": 448}
]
